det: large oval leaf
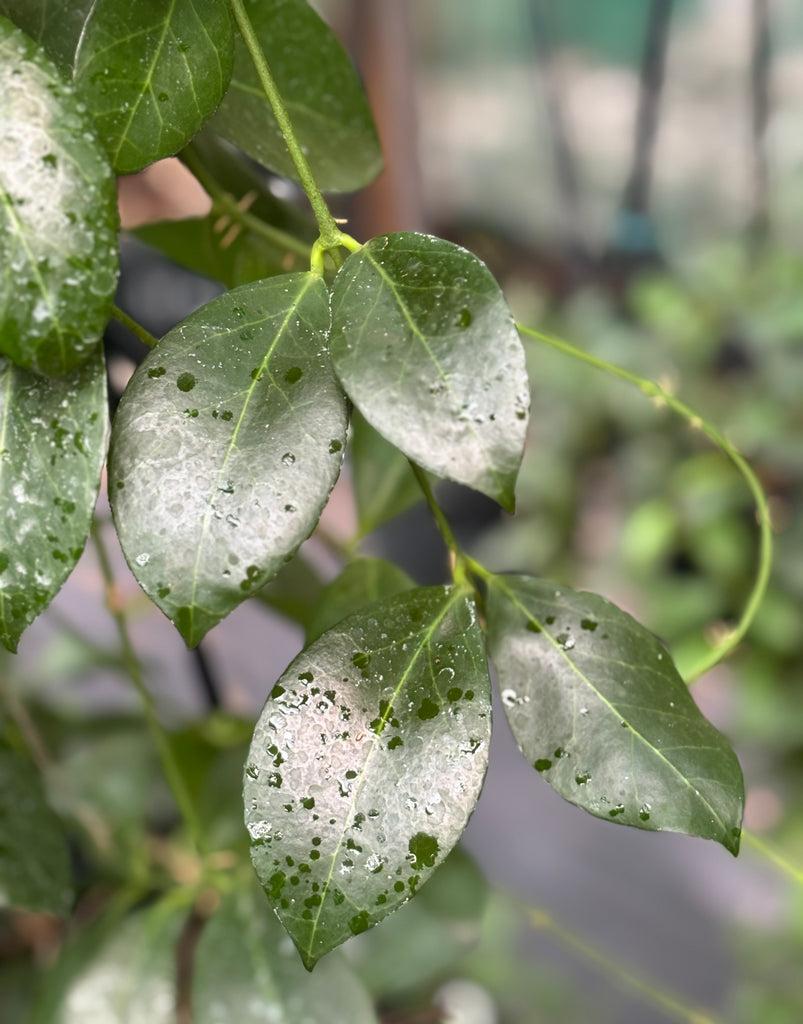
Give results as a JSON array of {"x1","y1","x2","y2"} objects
[
  {"x1": 0, "y1": 18, "x2": 119, "y2": 375},
  {"x1": 485, "y1": 574, "x2": 744, "y2": 854},
  {"x1": 109, "y1": 273, "x2": 347, "y2": 647},
  {"x1": 0, "y1": 745, "x2": 72, "y2": 916},
  {"x1": 208, "y1": 0, "x2": 382, "y2": 192},
  {"x1": 0, "y1": 351, "x2": 107, "y2": 652},
  {"x1": 73, "y1": 0, "x2": 234, "y2": 174},
  {"x1": 193, "y1": 884, "x2": 379, "y2": 1023},
  {"x1": 244, "y1": 586, "x2": 492, "y2": 968},
  {"x1": 330, "y1": 233, "x2": 530, "y2": 512}
]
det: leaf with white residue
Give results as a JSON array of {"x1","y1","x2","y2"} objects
[
  {"x1": 109, "y1": 273, "x2": 347, "y2": 647},
  {"x1": 485, "y1": 574, "x2": 744, "y2": 854},
  {"x1": 245, "y1": 586, "x2": 492, "y2": 968}
]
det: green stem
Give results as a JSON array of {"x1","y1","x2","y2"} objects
[
  {"x1": 409, "y1": 462, "x2": 473, "y2": 590},
  {"x1": 517, "y1": 322, "x2": 773, "y2": 684},
  {"x1": 181, "y1": 146, "x2": 312, "y2": 260},
  {"x1": 228, "y1": 0, "x2": 342, "y2": 249},
  {"x1": 743, "y1": 830, "x2": 803, "y2": 887},
  {"x1": 111, "y1": 304, "x2": 158, "y2": 349},
  {"x1": 91, "y1": 518, "x2": 203, "y2": 854},
  {"x1": 527, "y1": 905, "x2": 722, "y2": 1024}
]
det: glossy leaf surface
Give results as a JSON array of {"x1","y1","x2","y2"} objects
[
  {"x1": 0, "y1": 746, "x2": 72, "y2": 916},
  {"x1": 0, "y1": 352, "x2": 107, "y2": 651},
  {"x1": 485, "y1": 574, "x2": 744, "y2": 853},
  {"x1": 73, "y1": 0, "x2": 234, "y2": 174},
  {"x1": 0, "y1": 19, "x2": 119, "y2": 375},
  {"x1": 306, "y1": 557, "x2": 414, "y2": 643},
  {"x1": 44, "y1": 903, "x2": 186, "y2": 1024},
  {"x1": 193, "y1": 885, "x2": 378, "y2": 1022},
  {"x1": 351, "y1": 410, "x2": 422, "y2": 537},
  {"x1": 331, "y1": 233, "x2": 529, "y2": 511},
  {"x1": 209, "y1": 0, "x2": 382, "y2": 192},
  {"x1": 109, "y1": 274, "x2": 347, "y2": 647},
  {"x1": 0, "y1": 1, "x2": 91, "y2": 73},
  {"x1": 245, "y1": 586, "x2": 491, "y2": 968}
]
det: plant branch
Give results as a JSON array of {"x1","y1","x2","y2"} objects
[
  {"x1": 228, "y1": 0, "x2": 342, "y2": 249},
  {"x1": 527, "y1": 904, "x2": 721, "y2": 1024},
  {"x1": 518, "y1": 322, "x2": 773, "y2": 683},
  {"x1": 408, "y1": 462, "x2": 476, "y2": 590},
  {"x1": 111, "y1": 304, "x2": 158, "y2": 349},
  {"x1": 180, "y1": 145, "x2": 313, "y2": 260},
  {"x1": 91, "y1": 518, "x2": 203, "y2": 853}
]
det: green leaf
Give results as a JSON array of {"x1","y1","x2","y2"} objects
[
  {"x1": 72, "y1": 0, "x2": 234, "y2": 174},
  {"x1": 38, "y1": 902, "x2": 187, "y2": 1024},
  {"x1": 0, "y1": 1, "x2": 92, "y2": 74},
  {"x1": 0, "y1": 745, "x2": 72, "y2": 916},
  {"x1": 0, "y1": 351, "x2": 107, "y2": 652},
  {"x1": 306, "y1": 557, "x2": 414, "y2": 644},
  {"x1": 208, "y1": 0, "x2": 382, "y2": 193},
  {"x1": 134, "y1": 213, "x2": 304, "y2": 288},
  {"x1": 0, "y1": 18, "x2": 119, "y2": 376},
  {"x1": 193, "y1": 884, "x2": 379, "y2": 1023},
  {"x1": 330, "y1": 233, "x2": 530, "y2": 512},
  {"x1": 245, "y1": 585, "x2": 491, "y2": 968},
  {"x1": 351, "y1": 410, "x2": 423, "y2": 537},
  {"x1": 109, "y1": 273, "x2": 347, "y2": 647},
  {"x1": 254, "y1": 553, "x2": 326, "y2": 629},
  {"x1": 485, "y1": 574, "x2": 744, "y2": 854}
]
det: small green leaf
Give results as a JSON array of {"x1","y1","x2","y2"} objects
[
  {"x1": 0, "y1": 351, "x2": 107, "y2": 652},
  {"x1": 485, "y1": 574, "x2": 744, "y2": 854},
  {"x1": 73, "y1": 0, "x2": 234, "y2": 174},
  {"x1": 193, "y1": 884, "x2": 379, "y2": 1023},
  {"x1": 0, "y1": 745, "x2": 72, "y2": 916},
  {"x1": 331, "y1": 233, "x2": 530, "y2": 511},
  {"x1": 0, "y1": 18, "x2": 119, "y2": 375},
  {"x1": 208, "y1": 0, "x2": 382, "y2": 192},
  {"x1": 306, "y1": 557, "x2": 414, "y2": 643},
  {"x1": 245, "y1": 586, "x2": 491, "y2": 968},
  {"x1": 39, "y1": 902, "x2": 187, "y2": 1024},
  {"x1": 254, "y1": 553, "x2": 326, "y2": 629},
  {"x1": 109, "y1": 274, "x2": 347, "y2": 647},
  {"x1": 351, "y1": 410, "x2": 423, "y2": 537}
]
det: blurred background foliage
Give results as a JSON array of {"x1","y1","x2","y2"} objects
[{"x1": 2, "y1": 1, "x2": 803, "y2": 1022}]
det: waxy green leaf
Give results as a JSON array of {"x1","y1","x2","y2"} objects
[
  {"x1": 109, "y1": 274, "x2": 347, "y2": 647},
  {"x1": 0, "y1": 351, "x2": 107, "y2": 652},
  {"x1": 306, "y1": 557, "x2": 414, "y2": 644},
  {"x1": 0, "y1": 18, "x2": 119, "y2": 376},
  {"x1": 331, "y1": 233, "x2": 530, "y2": 512},
  {"x1": 42, "y1": 902, "x2": 186, "y2": 1024},
  {"x1": 208, "y1": 0, "x2": 382, "y2": 192},
  {"x1": 72, "y1": 0, "x2": 234, "y2": 174},
  {"x1": 245, "y1": 586, "x2": 491, "y2": 968},
  {"x1": 193, "y1": 885, "x2": 379, "y2": 1023},
  {"x1": 485, "y1": 574, "x2": 744, "y2": 854},
  {"x1": 0, "y1": 746, "x2": 72, "y2": 916},
  {"x1": 351, "y1": 410, "x2": 423, "y2": 537}
]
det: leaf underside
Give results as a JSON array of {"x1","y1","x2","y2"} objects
[
  {"x1": 0, "y1": 17, "x2": 119, "y2": 375},
  {"x1": 485, "y1": 574, "x2": 744, "y2": 854},
  {"x1": 0, "y1": 352, "x2": 107, "y2": 652},
  {"x1": 330, "y1": 233, "x2": 530, "y2": 512},
  {"x1": 109, "y1": 273, "x2": 347, "y2": 647},
  {"x1": 245, "y1": 586, "x2": 492, "y2": 968}
]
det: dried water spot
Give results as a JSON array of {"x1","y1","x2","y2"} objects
[
  {"x1": 534, "y1": 758, "x2": 552, "y2": 772},
  {"x1": 284, "y1": 366, "x2": 303, "y2": 384},
  {"x1": 176, "y1": 372, "x2": 196, "y2": 392},
  {"x1": 417, "y1": 697, "x2": 440, "y2": 720},
  {"x1": 329, "y1": 438, "x2": 343, "y2": 453},
  {"x1": 581, "y1": 618, "x2": 598, "y2": 631},
  {"x1": 349, "y1": 911, "x2": 370, "y2": 935},
  {"x1": 148, "y1": 366, "x2": 166, "y2": 378},
  {"x1": 408, "y1": 832, "x2": 439, "y2": 870}
]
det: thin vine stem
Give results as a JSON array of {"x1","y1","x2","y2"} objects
[
  {"x1": 228, "y1": 0, "x2": 342, "y2": 249},
  {"x1": 527, "y1": 905, "x2": 722, "y2": 1024},
  {"x1": 180, "y1": 146, "x2": 312, "y2": 260},
  {"x1": 111, "y1": 304, "x2": 158, "y2": 349},
  {"x1": 408, "y1": 461, "x2": 473, "y2": 590},
  {"x1": 91, "y1": 518, "x2": 203, "y2": 854},
  {"x1": 517, "y1": 322, "x2": 773, "y2": 683}
]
